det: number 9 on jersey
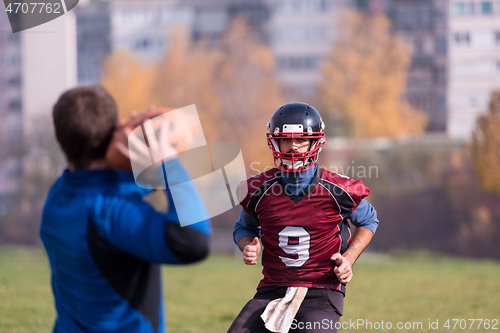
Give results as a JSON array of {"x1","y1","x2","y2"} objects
[{"x1": 278, "y1": 226, "x2": 311, "y2": 267}]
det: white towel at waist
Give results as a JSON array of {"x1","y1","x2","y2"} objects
[{"x1": 260, "y1": 287, "x2": 308, "y2": 333}]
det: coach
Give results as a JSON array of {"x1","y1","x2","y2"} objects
[{"x1": 40, "y1": 86, "x2": 211, "y2": 333}]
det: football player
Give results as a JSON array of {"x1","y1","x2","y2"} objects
[{"x1": 228, "y1": 102, "x2": 379, "y2": 333}]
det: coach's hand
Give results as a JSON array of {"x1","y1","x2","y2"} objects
[
  {"x1": 331, "y1": 253, "x2": 353, "y2": 284},
  {"x1": 117, "y1": 118, "x2": 177, "y2": 166},
  {"x1": 239, "y1": 237, "x2": 261, "y2": 265}
]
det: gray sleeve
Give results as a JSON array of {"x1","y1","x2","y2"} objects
[
  {"x1": 349, "y1": 199, "x2": 379, "y2": 234},
  {"x1": 233, "y1": 208, "x2": 260, "y2": 245}
]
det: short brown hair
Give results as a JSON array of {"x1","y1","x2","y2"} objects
[{"x1": 53, "y1": 86, "x2": 117, "y2": 169}]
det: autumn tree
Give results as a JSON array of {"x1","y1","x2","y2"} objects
[
  {"x1": 209, "y1": 18, "x2": 285, "y2": 171},
  {"x1": 151, "y1": 19, "x2": 284, "y2": 171},
  {"x1": 152, "y1": 27, "x2": 218, "y2": 110},
  {"x1": 319, "y1": 10, "x2": 427, "y2": 137},
  {"x1": 101, "y1": 49, "x2": 156, "y2": 119},
  {"x1": 101, "y1": 19, "x2": 284, "y2": 172},
  {"x1": 151, "y1": 26, "x2": 223, "y2": 155},
  {"x1": 472, "y1": 90, "x2": 500, "y2": 194}
]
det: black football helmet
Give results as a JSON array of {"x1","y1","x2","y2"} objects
[{"x1": 266, "y1": 102, "x2": 325, "y2": 172}]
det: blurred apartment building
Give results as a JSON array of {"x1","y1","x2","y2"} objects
[
  {"x1": 21, "y1": 12, "x2": 77, "y2": 134},
  {"x1": 0, "y1": 11, "x2": 23, "y2": 202},
  {"x1": 270, "y1": 0, "x2": 450, "y2": 132},
  {"x1": 269, "y1": 0, "x2": 344, "y2": 97},
  {"x1": 75, "y1": 0, "x2": 344, "y2": 97},
  {"x1": 75, "y1": 0, "x2": 500, "y2": 138},
  {"x1": 353, "y1": 0, "x2": 449, "y2": 133},
  {"x1": 75, "y1": 0, "x2": 343, "y2": 109},
  {"x1": 76, "y1": 0, "x2": 270, "y2": 84},
  {"x1": 386, "y1": 0, "x2": 449, "y2": 133},
  {"x1": 0, "y1": 10, "x2": 77, "y2": 211},
  {"x1": 355, "y1": 0, "x2": 500, "y2": 138},
  {"x1": 75, "y1": 0, "x2": 112, "y2": 85},
  {"x1": 446, "y1": 0, "x2": 500, "y2": 138}
]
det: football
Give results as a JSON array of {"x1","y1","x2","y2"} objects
[{"x1": 105, "y1": 106, "x2": 198, "y2": 171}]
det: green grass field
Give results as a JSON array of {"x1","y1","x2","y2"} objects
[{"x1": 1, "y1": 247, "x2": 499, "y2": 332}]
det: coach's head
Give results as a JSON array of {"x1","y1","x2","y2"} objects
[{"x1": 53, "y1": 86, "x2": 118, "y2": 171}]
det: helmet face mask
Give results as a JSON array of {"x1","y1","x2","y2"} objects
[{"x1": 266, "y1": 103, "x2": 325, "y2": 173}]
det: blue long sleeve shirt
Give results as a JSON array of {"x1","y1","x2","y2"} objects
[{"x1": 40, "y1": 158, "x2": 211, "y2": 333}]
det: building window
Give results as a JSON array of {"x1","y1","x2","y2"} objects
[
  {"x1": 8, "y1": 33, "x2": 20, "y2": 43},
  {"x1": 134, "y1": 38, "x2": 152, "y2": 51},
  {"x1": 481, "y1": 1, "x2": 493, "y2": 14},
  {"x1": 355, "y1": 0, "x2": 369, "y2": 10},
  {"x1": 292, "y1": 1, "x2": 302, "y2": 12},
  {"x1": 436, "y1": 37, "x2": 447, "y2": 53},
  {"x1": 453, "y1": 2, "x2": 465, "y2": 15},
  {"x1": 434, "y1": 10, "x2": 446, "y2": 24},
  {"x1": 274, "y1": 27, "x2": 331, "y2": 44},
  {"x1": 9, "y1": 100, "x2": 21, "y2": 113},
  {"x1": 277, "y1": 56, "x2": 320, "y2": 70},
  {"x1": 413, "y1": 39, "x2": 423, "y2": 55},
  {"x1": 496, "y1": 31, "x2": 500, "y2": 44},
  {"x1": 319, "y1": 0, "x2": 328, "y2": 11},
  {"x1": 394, "y1": 9, "x2": 433, "y2": 30},
  {"x1": 9, "y1": 55, "x2": 20, "y2": 69},
  {"x1": 9, "y1": 123, "x2": 22, "y2": 141},
  {"x1": 453, "y1": 2, "x2": 478, "y2": 15},
  {"x1": 454, "y1": 32, "x2": 470, "y2": 45},
  {"x1": 436, "y1": 68, "x2": 447, "y2": 83},
  {"x1": 464, "y1": 2, "x2": 475, "y2": 15},
  {"x1": 436, "y1": 96, "x2": 447, "y2": 111},
  {"x1": 9, "y1": 164, "x2": 22, "y2": 178},
  {"x1": 8, "y1": 76, "x2": 21, "y2": 87},
  {"x1": 274, "y1": 1, "x2": 285, "y2": 12},
  {"x1": 274, "y1": 0, "x2": 336, "y2": 13}
]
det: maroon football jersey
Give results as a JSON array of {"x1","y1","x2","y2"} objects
[{"x1": 238, "y1": 167, "x2": 369, "y2": 294}]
